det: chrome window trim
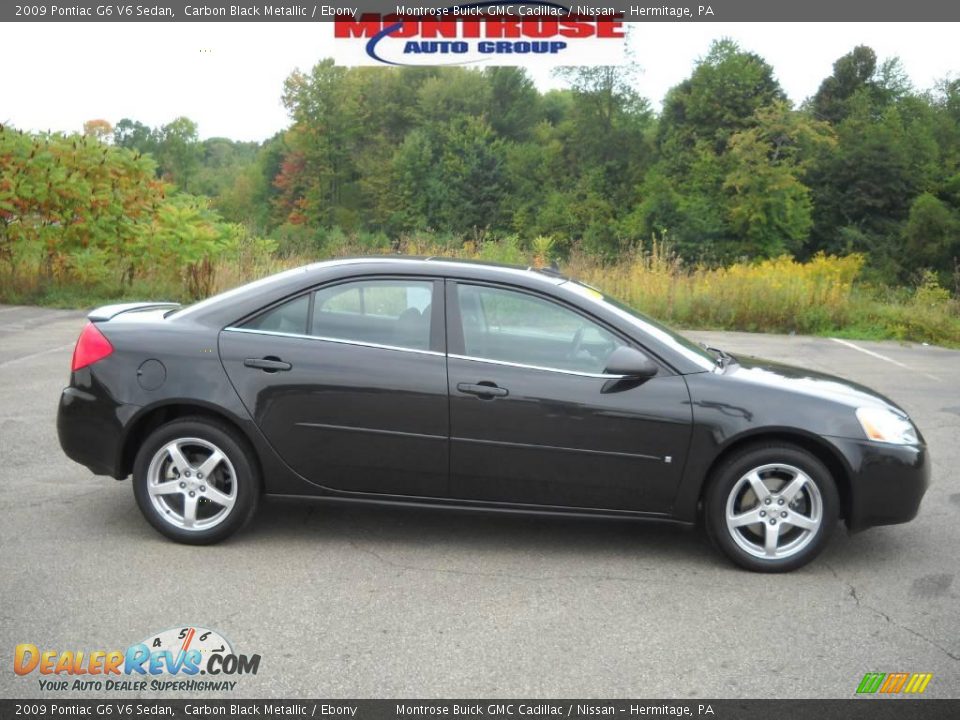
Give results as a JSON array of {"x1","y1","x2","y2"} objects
[
  {"x1": 448, "y1": 353, "x2": 626, "y2": 380},
  {"x1": 223, "y1": 328, "x2": 626, "y2": 377},
  {"x1": 222, "y1": 326, "x2": 445, "y2": 357}
]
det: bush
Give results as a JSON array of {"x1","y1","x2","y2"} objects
[{"x1": 0, "y1": 126, "x2": 241, "y2": 300}]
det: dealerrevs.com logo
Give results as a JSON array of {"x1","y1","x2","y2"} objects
[
  {"x1": 334, "y1": 3, "x2": 626, "y2": 67},
  {"x1": 14, "y1": 626, "x2": 261, "y2": 693}
]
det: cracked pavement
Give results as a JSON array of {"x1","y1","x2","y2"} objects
[{"x1": 0, "y1": 306, "x2": 958, "y2": 698}]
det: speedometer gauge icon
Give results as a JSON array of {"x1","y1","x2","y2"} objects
[{"x1": 139, "y1": 626, "x2": 233, "y2": 668}]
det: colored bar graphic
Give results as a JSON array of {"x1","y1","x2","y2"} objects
[
  {"x1": 856, "y1": 673, "x2": 886, "y2": 694},
  {"x1": 857, "y1": 672, "x2": 932, "y2": 694},
  {"x1": 880, "y1": 672, "x2": 909, "y2": 693},
  {"x1": 904, "y1": 673, "x2": 933, "y2": 694}
]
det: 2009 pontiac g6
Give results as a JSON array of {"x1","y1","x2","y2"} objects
[{"x1": 57, "y1": 257, "x2": 929, "y2": 571}]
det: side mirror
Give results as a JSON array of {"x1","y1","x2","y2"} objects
[{"x1": 604, "y1": 346, "x2": 658, "y2": 379}]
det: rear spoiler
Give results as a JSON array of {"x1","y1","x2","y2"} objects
[{"x1": 87, "y1": 302, "x2": 182, "y2": 322}]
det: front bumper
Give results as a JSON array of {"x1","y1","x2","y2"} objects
[
  {"x1": 57, "y1": 384, "x2": 135, "y2": 478},
  {"x1": 826, "y1": 436, "x2": 930, "y2": 531}
]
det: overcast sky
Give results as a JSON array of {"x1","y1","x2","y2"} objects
[{"x1": 1, "y1": 22, "x2": 957, "y2": 141}]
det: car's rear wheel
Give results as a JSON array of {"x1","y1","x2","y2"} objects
[
  {"x1": 704, "y1": 444, "x2": 839, "y2": 572},
  {"x1": 132, "y1": 417, "x2": 260, "y2": 544}
]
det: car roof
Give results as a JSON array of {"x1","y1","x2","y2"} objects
[
  {"x1": 173, "y1": 256, "x2": 567, "y2": 324},
  {"x1": 304, "y1": 256, "x2": 569, "y2": 284}
]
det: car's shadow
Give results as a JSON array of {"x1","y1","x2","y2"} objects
[
  {"x1": 245, "y1": 497, "x2": 917, "y2": 576},
  {"x1": 103, "y1": 485, "x2": 912, "y2": 574},
  {"x1": 244, "y1": 496, "x2": 716, "y2": 570}
]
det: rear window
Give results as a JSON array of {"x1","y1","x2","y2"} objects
[{"x1": 242, "y1": 294, "x2": 310, "y2": 335}]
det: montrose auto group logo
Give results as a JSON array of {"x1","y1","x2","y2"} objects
[
  {"x1": 333, "y1": 2, "x2": 626, "y2": 67},
  {"x1": 14, "y1": 626, "x2": 261, "y2": 693}
]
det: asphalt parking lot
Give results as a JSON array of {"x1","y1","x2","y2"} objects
[{"x1": 1, "y1": 304, "x2": 958, "y2": 699}]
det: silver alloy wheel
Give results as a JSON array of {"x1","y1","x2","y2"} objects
[
  {"x1": 724, "y1": 463, "x2": 823, "y2": 560},
  {"x1": 146, "y1": 437, "x2": 237, "y2": 531}
]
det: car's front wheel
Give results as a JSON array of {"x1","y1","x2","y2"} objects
[
  {"x1": 704, "y1": 443, "x2": 839, "y2": 572},
  {"x1": 132, "y1": 417, "x2": 261, "y2": 544}
]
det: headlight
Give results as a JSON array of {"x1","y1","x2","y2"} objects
[{"x1": 856, "y1": 407, "x2": 918, "y2": 445}]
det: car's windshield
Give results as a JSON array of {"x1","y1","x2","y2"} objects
[{"x1": 563, "y1": 280, "x2": 718, "y2": 372}]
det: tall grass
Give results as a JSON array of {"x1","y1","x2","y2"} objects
[
  {"x1": 568, "y1": 242, "x2": 864, "y2": 333},
  {"x1": 2, "y1": 232, "x2": 959, "y2": 347},
  {"x1": 566, "y1": 243, "x2": 960, "y2": 344}
]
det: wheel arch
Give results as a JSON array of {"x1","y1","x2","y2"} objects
[
  {"x1": 697, "y1": 430, "x2": 854, "y2": 521},
  {"x1": 117, "y1": 400, "x2": 262, "y2": 482}
]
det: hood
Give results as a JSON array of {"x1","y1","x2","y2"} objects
[{"x1": 723, "y1": 354, "x2": 909, "y2": 417}]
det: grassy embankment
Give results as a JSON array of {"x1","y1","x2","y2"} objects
[{"x1": 2, "y1": 235, "x2": 958, "y2": 347}]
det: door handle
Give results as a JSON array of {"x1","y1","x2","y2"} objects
[
  {"x1": 457, "y1": 382, "x2": 508, "y2": 399},
  {"x1": 244, "y1": 357, "x2": 292, "y2": 372}
]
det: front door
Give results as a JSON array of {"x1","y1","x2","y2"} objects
[
  {"x1": 219, "y1": 277, "x2": 449, "y2": 498},
  {"x1": 446, "y1": 280, "x2": 692, "y2": 513}
]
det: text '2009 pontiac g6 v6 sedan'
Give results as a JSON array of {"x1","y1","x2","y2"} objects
[{"x1": 57, "y1": 257, "x2": 929, "y2": 571}]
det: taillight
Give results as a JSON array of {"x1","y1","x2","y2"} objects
[{"x1": 71, "y1": 322, "x2": 114, "y2": 371}]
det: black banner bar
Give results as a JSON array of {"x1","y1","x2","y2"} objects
[
  {"x1": 3, "y1": 1, "x2": 960, "y2": 22},
  {"x1": 2, "y1": 700, "x2": 960, "y2": 720}
]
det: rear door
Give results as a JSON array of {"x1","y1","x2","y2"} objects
[
  {"x1": 446, "y1": 280, "x2": 692, "y2": 513},
  {"x1": 219, "y1": 277, "x2": 449, "y2": 498}
]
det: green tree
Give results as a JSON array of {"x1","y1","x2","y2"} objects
[
  {"x1": 391, "y1": 128, "x2": 435, "y2": 231},
  {"x1": 806, "y1": 96, "x2": 939, "y2": 274},
  {"x1": 156, "y1": 116, "x2": 202, "y2": 191},
  {"x1": 632, "y1": 144, "x2": 729, "y2": 260},
  {"x1": 636, "y1": 40, "x2": 789, "y2": 261},
  {"x1": 279, "y1": 60, "x2": 362, "y2": 228},
  {"x1": 810, "y1": 46, "x2": 911, "y2": 124},
  {"x1": 902, "y1": 193, "x2": 960, "y2": 276},
  {"x1": 485, "y1": 67, "x2": 541, "y2": 141},
  {"x1": 658, "y1": 39, "x2": 785, "y2": 156},
  {"x1": 434, "y1": 117, "x2": 508, "y2": 234},
  {"x1": 114, "y1": 118, "x2": 157, "y2": 156},
  {"x1": 551, "y1": 65, "x2": 655, "y2": 254},
  {"x1": 723, "y1": 103, "x2": 835, "y2": 257},
  {"x1": 811, "y1": 46, "x2": 878, "y2": 123},
  {"x1": 417, "y1": 68, "x2": 491, "y2": 124}
]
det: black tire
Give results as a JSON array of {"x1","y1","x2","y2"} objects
[
  {"x1": 132, "y1": 417, "x2": 261, "y2": 545},
  {"x1": 704, "y1": 443, "x2": 839, "y2": 572}
]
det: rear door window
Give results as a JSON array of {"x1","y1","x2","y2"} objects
[{"x1": 311, "y1": 280, "x2": 434, "y2": 351}]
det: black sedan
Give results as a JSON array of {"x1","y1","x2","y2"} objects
[{"x1": 57, "y1": 258, "x2": 929, "y2": 571}]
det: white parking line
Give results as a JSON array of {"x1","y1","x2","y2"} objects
[
  {"x1": 0, "y1": 342, "x2": 73, "y2": 370},
  {"x1": 830, "y1": 338, "x2": 909, "y2": 367},
  {"x1": 830, "y1": 337, "x2": 942, "y2": 381}
]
